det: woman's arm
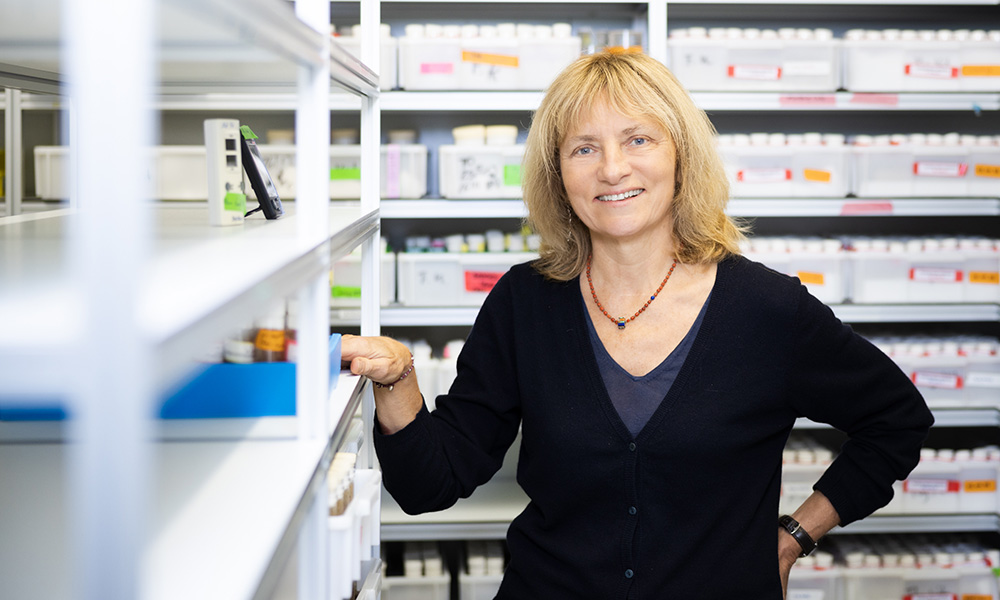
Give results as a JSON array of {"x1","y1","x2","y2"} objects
[
  {"x1": 778, "y1": 491, "x2": 841, "y2": 597},
  {"x1": 341, "y1": 334, "x2": 423, "y2": 434}
]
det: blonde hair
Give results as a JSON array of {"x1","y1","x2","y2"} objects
[{"x1": 522, "y1": 51, "x2": 745, "y2": 281}]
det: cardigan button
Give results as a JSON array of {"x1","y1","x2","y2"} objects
[
  {"x1": 628, "y1": 442, "x2": 636, "y2": 452},
  {"x1": 625, "y1": 569, "x2": 634, "y2": 579},
  {"x1": 629, "y1": 506, "x2": 637, "y2": 515}
]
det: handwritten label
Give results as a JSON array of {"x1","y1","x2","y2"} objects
[
  {"x1": 797, "y1": 272, "x2": 826, "y2": 286},
  {"x1": 904, "y1": 478, "x2": 961, "y2": 494},
  {"x1": 803, "y1": 169, "x2": 832, "y2": 183},
  {"x1": 783, "y1": 61, "x2": 832, "y2": 77},
  {"x1": 910, "y1": 267, "x2": 963, "y2": 283},
  {"x1": 420, "y1": 63, "x2": 454, "y2": 75},
  {"x1": 912, "y1": 371, "x2": 963, "y2": 389},
  {"x1": 969, "y1": 271, "x2": 1000, "y2": 285},
  {"x1": 965, "y1": 479, "x2": 998, "y2": 493},
  {"x1": 974, "y1": 164, "x2": 1000, "y2": 178},
  {"x1": 849, "y1": 93, "x2": 899, "y2": 106},
  {"x1": 465, "y1": 271, "x2": 504, "y2": 293},
  {"x1": 778, "y1": 95, "x2": 837, "y2": 107},
  {"x1": 962, "y1": 65, "x2": 1000, "y2": 77},
  {"x1": 914, "y1": 161, "x2": 968, "y2": 178},
  {"x1": 905, "y1": 64, "x2": 959, "y2": 79},
  {"x1": 461, "y1": 51, "x2": 519, "y2": 68},
  {"x1": 255, "y1": 329, "x2": 286, "y2": 353},
  {"x1": 840, "y1": 202, "x2": 894, "y2": 216},
  {"x1": 737, "y1": 168, "x2": 791, "y2": 183},
  {"x1": 728, "y1": 64, "x2": 782, "y2": 80}
]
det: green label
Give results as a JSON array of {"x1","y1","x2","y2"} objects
[
  {"x1": 331, "y1": 167, "x2": 362, "y2": 181},
  {"x1": 239, "y1": 125, "x2": 258, "y2": 140},
  {"x1": 503, "y1": 164, "x2": 521, "y2": 187},
  {"x1": 224, "y1": 192, "x2": 246, "y2": 212},
  {"x1": 331, "y1": 285, "x2": 362, "y2": 298}
]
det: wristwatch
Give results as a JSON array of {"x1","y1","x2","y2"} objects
[{"x1": 778, "y1": 515, "x2": 818, "y2": 557}]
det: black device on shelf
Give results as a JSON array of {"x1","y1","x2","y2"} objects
[{"x1": 240, "y1": 125, "x2": 283, "y2": 220}]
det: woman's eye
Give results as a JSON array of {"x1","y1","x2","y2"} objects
[
  {"x1": 630, "y1": 137, "x2": 649, "y2": 147},
  {"x1": 574, "y1": 147, "x2": 593, "y2": 156}
]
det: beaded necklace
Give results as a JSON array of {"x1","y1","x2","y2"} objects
[{"x1": 586, "y1": 255, "x2": 678, "y2": 330}]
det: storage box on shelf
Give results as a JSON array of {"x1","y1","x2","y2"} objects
[
  {"x1": 397, "y1": 251, "x2": 536, "y2": 307},
  {"x1": 329, "y1": 461, "x2": 383, "y2": 600},
  {"x1": 843, "y1": 29, "x2": 1000, "y2": 92},
  {"x1": 331, "y1": 243, "x2": 398, "y2": 308},
  {"x1": 848, "y1": 237, "x2": 1000, "y2": 304},
  {"x1": 786, "y1": 553, "x2": 841, "y2": 600},
  {"x1": 666, "y1": 27, "x2": 841, "y2": 92},
  {"x1": 742, "y1": 237, "x2": 848, "y2": 304},
  {"x1": 459, "y1": 540, "x2": 506, "y2": 600},
  {"x1": 718, "y1": 133, "x2": 849, "y2": 198},
  {"x1": 851, "y1": 134, "x2": 1000, "y2": 198},
  {"x1": 439, "y1": 143, "x2": 524, "y2": 199},
  {"x1": 336, "y1": 24, "x2": 400, "y2": 91},
  {"x1": 870, "y1": 336, "x2": 1000, "y2": 409},
  {"x1": 397, "y1": 23, "x2": 579, "y2": 91},
  {"x1": 381, "y1": 542, "x2": 449, "y2": 600}
]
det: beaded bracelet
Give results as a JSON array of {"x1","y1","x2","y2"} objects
[{"x1": 372, "y1": 353, "x2": 415, "y2": 391}]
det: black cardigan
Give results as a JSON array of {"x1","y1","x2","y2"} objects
[{"x1": 375, "y1": 255, "x2": 933, "y2": 599}]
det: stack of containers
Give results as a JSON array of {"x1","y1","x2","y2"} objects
[
  {"x1": 460, "y1": 540, "x2": 507, "y2": 600},
  {"x1": 335, "y1": 24, "x2": 400, "y2": 90},
  {"x1": 851, "y1": 133, "x2": 1000, "y2": 198},
  {"x1": 836, "y1": 536, "x2": 1000, "y2": 600},
  {"x1": 786, "y1": 552, "x2": 841, "y2": 600},
  {"x1": 257, "y1": 128, "x2": 428, "y2": 200},
  {"x1": 397, "y1": 23, "x2": 580, "y2": 90},
  {"x1": 742, "y1": 236, "x2": 848, "y2": 303},
  {"x1": 666, "y1": 27, "x2": 841, "y2": 91},
  {"x1": 397, "y1": 227, "x2": 537, "y2": 306},
  {"x1": 869, "y1": 336, "x2": 1000, "y2": 408},
  {"x1": 848, "y1": 236, "x2": 1000, "y2": 304},
  {"x1": 843, "y1": 29, "x2": 1000, "y2": 92},
  {"x1": 439, "y1": 124, "x2": 524, "y2": 199},
  {"x1": 779, "y1": 434, "x2": 835, "y2": 516},
  {"x1": 873, "y1": 446, "x2": 1000, "y2": 516},
  {"x1": 382, "y1": 542, "x2": 449, "y2": 600},
  {"x1": 717, "y1": 132, "x2": 850, "y2": 198}
]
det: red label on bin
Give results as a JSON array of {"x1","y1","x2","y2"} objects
[
  {"x1": 840, "y1": 202, "x2": 894, "y2": 216},
  {"x1": 909, "y1": 267, "x2": 963, "y2": 283},
  {"x1": 465, "y1": 271, "x2": 504, "y2": 292},
  {"x1": 905, "y1": 64, "x2": 959, "y2": 79},
  {"x1": 903, "y1": 478, "x2": 961, "y2": 493}
]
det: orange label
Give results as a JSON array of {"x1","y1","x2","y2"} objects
[
  {"x1": 970, "y1": 271, "x2": 1000, "y2": 285},
  {"x1": 975, "y1": 164, "x2": 1000, "y2": 178},
  {"x1": 965, "y1": 479, "x2": 997, "y2": 493},
  {"x1": 962, "y1": 65, "x2": 1000, "y2": 77},
  {"x1": 797, "y1": 272, "x2": 826, "y2": 285},
  {"x1": 255, "y1": 329, "x2": 286, "y2": 353},
  {"x1": 803, "y1": 169, "x2": 832, "y2": 183},
  {"x1": 461, "y1": 51, "x2": 519, "y2": 68},
  {"x1": 465, "y1": 271, "x2": 504, "y2": 292},
  {"x1": 965, "y1": 595, "x2": 995, "y2": 600}
]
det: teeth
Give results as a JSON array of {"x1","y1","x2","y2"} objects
[{"x1": 597, "y1": 189, "x2": 643, "y2": 202}]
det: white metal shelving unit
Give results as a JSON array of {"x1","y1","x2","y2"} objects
[{"x1": 0, "y1": 1, "x2": 383, "y2": 599}]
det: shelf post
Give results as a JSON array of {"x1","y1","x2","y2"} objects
[{"x1": 3, "y1": 88, "x2": 23, "y2": 216}]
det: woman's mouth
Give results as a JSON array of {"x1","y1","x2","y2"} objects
[{"x1": 596, "y1": 189, "x2": 644, "y2": 202}]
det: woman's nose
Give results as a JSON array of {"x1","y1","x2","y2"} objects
[{"x1": 599, "y1": 145, "x2": 631, "y2": 183}]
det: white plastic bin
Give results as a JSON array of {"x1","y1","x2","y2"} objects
[
  {"x1": 902, "y1": 453, "x2": 962, "y2": 514},
  {"x1": 331, "y1": 250, "x2": 397, "y2": 308},
  {"x1": 439, "y1": 144, "x2": 524, "y2": 199},
  {"x1": 396, "y1": 252, "x2": 536, "y2": 307},
  {"x1": 780, "y1": 463, "x2": 825, "y2": 516},
  {"x1": 337, "y1": 33, "x2": 399, "y2": 91},
  {"x1": 667, "y1": 30, "x2": 840, "y2": 92},
  {"x1": 459, "y1": 572, "x2": 504, "y2": 600},
  {"x1": 852, "y1": 143, "x2": 1000, "y2": 198},
  {"x1": 843, "y1": 566, "x2": 906, "y2": 600},
  {"x1": 381, "y1": 575, "x2": 450, "y2": 600},
  {"x1": 329, "y1": 469, "x2": 382, "y2": 600},
  {"x1": 786, "y1": 555, "x2": 841, "y2": 600},
  {"x1": 257, "y1": 144, "x2": 428, "y2": 200},
  {"x1": 959, "y1": 450, "x2": 999, "y2": 513}
]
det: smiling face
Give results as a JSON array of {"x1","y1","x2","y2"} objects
[{"x1": 559, "y1": 99, "x2": 678, "y2": 250}]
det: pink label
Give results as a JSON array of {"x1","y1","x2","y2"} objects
[
  {"x1": 840, "y1": 202, "x2": 894, "y2": 216},
  {"x1": 909, "y1": 267, "x2": 963, "y2": 283},
  {"x1": 912, "y1": 371, "x2": 963, "y2": 389},
  {"x1": 849, "y1": 93, "x2": 899, "y2": 106},
  {"x1": 465, "y1": 271, "x2": 504, "y2": 292},
  {"x1": 420, "y1": 63, "x2": 454, "y2": 75},
  {"x1": 914, "y1": 161, "x2": 968, "y2": 178},
  {"x1": 728, "y1": 64, "x2": 781, "y2": 80},
  {"x1": 385, "y1": 144, "x2": 401, "y2": 198},
  {"x1": 778, "y1": 95, "x2": 837, "y2": 107},
  {"x1": 737, "y1": 168, "x2": 791, "y2": 183}
]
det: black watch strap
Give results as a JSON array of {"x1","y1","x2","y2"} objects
[{"x1": 778, "y1": 515, "x2": 818, "y2": 557}]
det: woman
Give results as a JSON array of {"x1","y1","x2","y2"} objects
[{"x1": 342, "y1": 52, "x2": 932, "y2": 599}]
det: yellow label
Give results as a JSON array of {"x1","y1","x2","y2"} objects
[
  {"x1": 461, "y1": 51, "x2": 519, "y2": 68},
  {"x1": 964, "y1": 595, "x2": 995, "y2": 600},
  {"x1": 803, "y1": 169, "x2": 832, "y2": 183},
  {"x1": 797, "y1": 272, "x2": 826, "y2": 286},
  {"x1": 962, "y1": 65, "x2": 1000, "y2": 77},
  {"x1": 975, "y1": 164, "x2": 1000, "y2": 178},
  {"x1": 255, "y1": 329, "x2": 286, "y2": 353},
  {"x1": 965, "y1": 479, "x2": 998, "y2": 493},
  {"x1": 970, "y1": 271, "x2": 1000, "y2": 285}
]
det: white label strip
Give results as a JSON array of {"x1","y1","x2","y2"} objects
[{"x1": 967, "y1": 372, "x2": 1000, "y2": 389}]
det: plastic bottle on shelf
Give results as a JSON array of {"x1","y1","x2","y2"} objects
[
  {"x1": 253, "y1": 304, "x2": 287, "y2": 363},
  {"x1": 224, "y1": 323, "x2": 256, "y2": 364}
]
